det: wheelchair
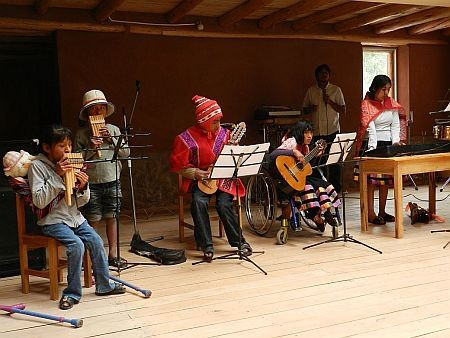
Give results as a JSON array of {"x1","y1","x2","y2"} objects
[{"x1": 245, "y1": 169, "x2": 341, "y2": 244}]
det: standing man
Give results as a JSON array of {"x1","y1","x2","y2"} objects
[
  {"x1": 75, "y1": 89, "x2": 130, "y2": 269},
  {"x1": 302, "y1": 64, "x2": 346, "y2": 192}
]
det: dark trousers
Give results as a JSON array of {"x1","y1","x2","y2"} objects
[
  {"x1": 191, "y1": 184, "x2": 244, "y2": 249},
  {"x1": 313, "y1": 132, "x2": 342, "y2": 193}
]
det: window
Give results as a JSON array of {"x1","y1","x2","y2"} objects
[{"x1": 362, "y1": 47, "x2": 396, "y2": 99}]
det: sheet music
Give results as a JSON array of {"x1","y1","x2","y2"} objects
[
  {"x1": 209, "y1": 143, "x2": 270, "y2": 179},
  {"x1": 326, "y1": 132, "x2": 356, "y2": 165}
]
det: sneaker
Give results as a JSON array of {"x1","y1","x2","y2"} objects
[
  {"x1": 239, "y1": 242, "x2": 253, "y2": 257},
  {"x1": 312, "y1": 214, "x2": 326, "y2": 232},
  {"x1": 95, "y1": 283, "x2": 126, "y2": 296},
  {"x1": 324, "y1": 210, "x2": 338, "y2": 228},
  {"x1": 108, "y1": 256, "x2": 128, "y2": 269}
]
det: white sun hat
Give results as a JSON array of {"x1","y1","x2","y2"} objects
[{"x1": 79, "y1": 89, "x2": 115, "y2": 121}]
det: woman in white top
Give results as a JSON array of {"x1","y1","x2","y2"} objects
[{"x1": 354, "y1": 75, "x2": 407, "y2": 225}]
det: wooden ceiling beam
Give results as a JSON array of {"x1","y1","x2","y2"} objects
[
  {"x1": 292, "y1": 1, "x2": 380, "y2": 31},
  {"x1": 374, "y1": 7, "x2": 450, "y2": 34},
  {"x1": 219, "y1": 0, "x2": 274, "y2": 27},
  {"x1": 0, "y1": 16, "x2": 125, "y2": 33},
  {"x1": 409, "y1": 17, "x2": 450, "y2": 34},
  {"x1": 334, "y1": 4, "x2": 418, "y2": 32},
  {"x1": 0, "y1": 13, "x2": 446, "y2": 45},
  {"x1": 35, "y1": 0, "x2": 51, "y2": 16},
  {"x1": 166, "y1": 0, "x2": 204, "y2": 24},
  {"x1": 95, "y1": 0, "x2": 127, "y2": 22},
  {"x1": 259, "y1": 0, "x2": 332, "y2": 29}
]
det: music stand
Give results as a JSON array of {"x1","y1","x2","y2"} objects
[
  {"x1": 84, "y1": 131, "x2": 159, "y2": 273},
  {"x1": 303, "y1": 133, "x2": 382, "y2": 254},
  {"x1": 192, "y1": 142, "x2": 270, "y2": 275}
]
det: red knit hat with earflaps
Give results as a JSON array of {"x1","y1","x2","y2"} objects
[{"x1": 192, "y1": 95, "x2": 223, "y2": 130}]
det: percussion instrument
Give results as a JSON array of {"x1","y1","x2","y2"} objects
[
  {"x1": 88, "y1": 115, "x2": 106, "y2": 156},
  {"x1": 433, "y1": 119, "x2": 450, "y2": 140},
  {"x1": 63, "y1": 153, "x2": 83, "y2": 206},
  {"x1": 432, "y1": 125, "x2": 442, "y2": 139}
]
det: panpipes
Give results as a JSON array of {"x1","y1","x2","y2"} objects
[
  {"x1": 63, "y1": 153, "x2": 84, "y2": 206},
  {"x1": 88, "y1": 115, "x2": 106, "y2": 157}
]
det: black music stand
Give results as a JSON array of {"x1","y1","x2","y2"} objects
[
  {"x1": 303, "y1": 133, "x2": 382, "y2": 254},
  {"x1": 192, "y1": 142, "x2": 270, "y2": 275},
  {"x1": 431, "y1": 229, "x2": 450, "y2": 249},
  {"x1": 85, "y1": 131, "x2": 159, "y2": 273}
]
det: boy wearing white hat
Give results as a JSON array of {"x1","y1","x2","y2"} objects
[{"x1": 75, "y1": 89, "x2": 130, "y2": 268}]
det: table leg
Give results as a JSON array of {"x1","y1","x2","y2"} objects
[
  {"x1": 360, "y1": 169, "x2": 368, "y2": 232},
  {"x1": 393, "y1": 166, "x2": 403, "y2": 238},
  {"x1": 429, "y1": 172, "x2": 436, "y2": 215}
]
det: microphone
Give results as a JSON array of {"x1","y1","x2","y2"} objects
[{"x1": 135, "y1": 80, "x2": 141, "y2": 92}]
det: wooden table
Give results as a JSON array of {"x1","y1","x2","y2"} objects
[{"x1": 359, "y1": 152, "x2": 450, "y2": 238}]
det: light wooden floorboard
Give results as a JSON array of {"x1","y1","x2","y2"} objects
[{"x1": 0, "y1": 186, "x2": 449, "y2": 337}]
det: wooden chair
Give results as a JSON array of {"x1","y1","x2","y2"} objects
[
  {"x1": 16, "y1": 194, "x2": 92, "y2": 301},
  {"x1": 178, "y1": 174, "x2": 224, "y2": 243}
]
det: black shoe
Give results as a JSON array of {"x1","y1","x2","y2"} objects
[
  {"x1": 59, "y1": 295, "x2": 79, "y2": 310},
  {"x1": 95, "y1": 283, "x2": 126, "y2": 296},
  {"x1": 239, "y1": 242, "x2": 253, "y2": 257},
  {"x1": 324, "y1": 210, "x2": 338, "y2": 227},
  {"x1": 108, "y1": 256, "x2": 128, "y2": 269},
  {"x1": 202, "y1": 246, "x2": 214, "y2": 262}
]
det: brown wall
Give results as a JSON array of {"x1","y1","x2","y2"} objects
[
  {"x1": 408, "y1": 44, "x2": 450, "y2": 141},
  {"x1": 57, "y1": 31, "x2": 363, "y2": 147},
  {"x1": 55, "y1": 31, "x2": 448, "y2": 209}
]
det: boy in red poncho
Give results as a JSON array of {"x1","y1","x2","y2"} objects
[{"x1": 170, "y1": 95, "x2": 252, "y2": 262}]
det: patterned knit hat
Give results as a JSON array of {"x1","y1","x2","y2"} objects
[
  {"x1": 192, "y1": 95, "x2": 223, "y2": 129},
  {"x1": 2, "y1": 150, "x2": 31, "y2": 175}
]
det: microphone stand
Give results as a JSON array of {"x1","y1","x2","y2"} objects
[{"x1": 111, "y1": 81, "x2": 160, "y2": 273}]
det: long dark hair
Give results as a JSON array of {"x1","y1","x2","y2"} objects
[
  {"x1": 367, "y1": 75, "x2": 391, "y2": 100},
  {"x1": 39, "y1": 124, "x2": 72, "y2": 153},
  {"x1": 286, "y1": 120, "x2": 313, "y2": 145}
]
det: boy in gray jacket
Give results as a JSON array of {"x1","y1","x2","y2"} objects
[{"x1": 28, "y1": 124, "x2": 125, "y2": 310}]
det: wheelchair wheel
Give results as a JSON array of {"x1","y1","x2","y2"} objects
[
  {"x1": 276, "y1": 228, "x2": 288, "y2": 245},
  {"x1": 245, "y1": 171, "x2": 277, "y2": 236}
]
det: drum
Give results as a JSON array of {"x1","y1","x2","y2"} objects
[
  {"x1": 432, "y1": 125, "x2": 442, "y2": 139},
  {"x1": 443, "y1": 125, "x2": 450, "y2": 140}
]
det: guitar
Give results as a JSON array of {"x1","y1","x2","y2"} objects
[
  {"x1": 275, "y1": 139, "x2": 326, "y2": 191},
  {"x1": 198, "y1": 122, "x2": 246, "y2": 194}
]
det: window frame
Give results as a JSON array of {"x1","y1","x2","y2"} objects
[{"x1": 362, "y1": 46, "x2": 397, "y2": 100}]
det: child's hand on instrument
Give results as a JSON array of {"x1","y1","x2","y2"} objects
[
  {"x1": 55, "y1": 156, "x2": 71, "y2": 177},
  {"x1": 99, "y1": 126, "x2": 113, "y2": 144},
  {"x1": 75, "y1": 171, "x2": 89, "y2": 191},
  {"x1": 293, "y1": 149, "x2": 306, "y2": 165},
  {"x1": 90, "y1": 136, "x2": 103, "y2": 149}
]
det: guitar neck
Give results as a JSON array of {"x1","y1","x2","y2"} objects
[{"x1": 303, "y1": 145, "x2": 320, "y2": 164}]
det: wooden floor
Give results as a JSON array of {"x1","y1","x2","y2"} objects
[{"x1": 1, "y1": 185, "x2": 450, "y2": 337}]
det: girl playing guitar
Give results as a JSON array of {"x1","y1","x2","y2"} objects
[{"x1": 267, "y1": 120, "x2": 340, "y2": 231}]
